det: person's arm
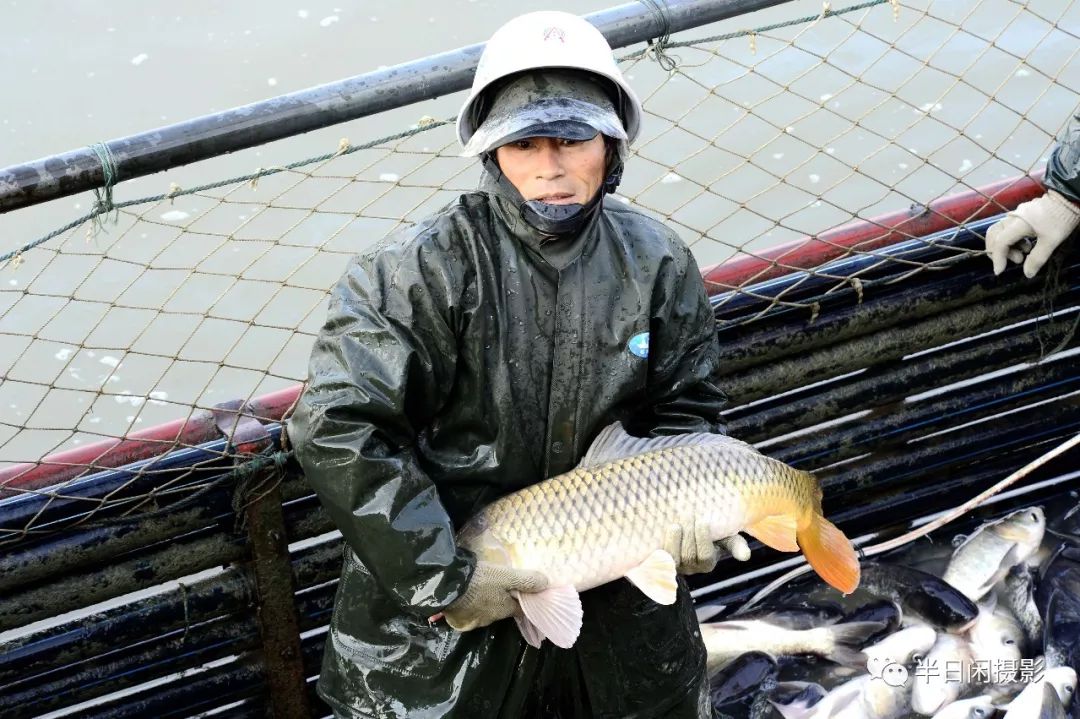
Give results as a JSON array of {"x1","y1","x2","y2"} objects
[
  {"x1": 626, "y1": 238, "x2": 728, "y2": 439},
  {"x1": 986, "y1": 110, "x2": 1080, "y2": 277},
  {"x1": 628, "y1": 237, "x2": 750, "y2": 574},
  {"x1": 1045, "y1": 109, "x2": 1080, "y2": 204},
  {"x1": 288, "y1": 239, "x2": 473, "y2": 615}
]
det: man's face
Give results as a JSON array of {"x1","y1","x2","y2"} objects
[{"x1": 494, "y1": 134, "x2": 607, "y2": 205}]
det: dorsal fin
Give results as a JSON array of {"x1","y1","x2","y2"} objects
[{"x1": 576, "y1": 421, "x2": 758, "y2": 470}]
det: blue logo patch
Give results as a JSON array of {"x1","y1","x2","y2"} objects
[{"x1": 627, "y1": 332, "x2": 650, "y2": 359}]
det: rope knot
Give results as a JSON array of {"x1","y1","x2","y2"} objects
[
  {"x1": 640, "y1": 0, "x2": 679, "y2": 72},
  {"x1": 88, "y1": 142, "x2": 120, "y2": 235}
]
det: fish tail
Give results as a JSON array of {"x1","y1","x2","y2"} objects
[
  {"x1": 826, "y1": 620, "x2": 885, "y2": 667},
  {"x1": 797, "y1": 513, "x2": 861, "y2": 595}
]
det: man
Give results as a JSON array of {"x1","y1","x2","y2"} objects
[
  {"x1": 986, "y1": 109, "x2": 1080, "y2": 277},
  {"x1": 289, "y1": 11, "x2": 745, "y2": 718}
]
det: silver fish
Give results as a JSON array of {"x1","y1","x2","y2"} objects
[
  {"x1": 1004, "y1": 667, "x2": 1077, "y2": 719},
  {"x1": 967, "y1": 595, "x2": 1025, "y2": 674},
  {"x1": 944, "y1": 508, "x2": 1046, "y2": 602},
  {"x1": 930, "y1": 695, "x2": 996, "y2": 719},
  {"x1": 863, "y1": 625, "x2": 938, "y2": 670},
  {"x1": 997, "y1": 563, "x2": 1042, "y2": 655},
  {"x1": 772, "y1": 674, "x2": 912, "y2": 719},
  {"x1": 911, "y1": 634, "x2": 974, "y2": 716},
  {"x1": 701, "y1": 618, "x2": 883, "y2": 675}
]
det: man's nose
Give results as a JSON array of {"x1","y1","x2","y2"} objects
[{"x1": 534, "y1": 142, "x2": 565, "y2": 179}]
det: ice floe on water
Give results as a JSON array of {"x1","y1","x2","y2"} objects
[
  {"x1": 320, "y1": 15, "x2": 339, "y2": 27},
  {"x1": 297, "y1": 9, "x2": 309, "y2": 19},
  {"x1": 661, "y1": 173, "x2": 683, "y2": 184},
  {"x1": 958, "y1": 159, "x2": 973, "y2": 174},
  {"x1": 115, "y1": 393, "x2": 145, "y2": 407},
  {"x1": 131, "y1": 54, "x2": 148, "y2": 66},
  {"x1": 99, "y1": 356, "x2": 121, "y2": 368},
  {"x1": 160, "y1": 210, "x2": 189, "y2": 222},
  {"x1": 379, "y1": 173, "x2": 400, "y2": 182},
  {"x1": 267, "y1": 78, "x2": 278, "y2": 86},
  {"x1": 54, "y1": 348, "x2": 74, "y2": 361}
]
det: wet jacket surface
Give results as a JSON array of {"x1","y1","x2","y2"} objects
[
  {"x1": 1046, "y1": 108, "x2": 1080, "y2": 204},
  {"x1": 288, "y1": 169, "x2": 727, "y2": 718}
]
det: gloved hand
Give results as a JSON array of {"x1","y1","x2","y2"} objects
[
  {"x1": 664, "y1": 522, "x2": 751, "y2": 575},
  {"x1": 985, "y1": 189, "x2": 1080, "y2": 277},
  {"x1": 439, "y1": 562, "x2": 549, "y2": 631}
]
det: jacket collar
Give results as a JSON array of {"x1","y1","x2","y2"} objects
[{"x1": 478, "y1": 160, "x2": 603, "y2": 271}]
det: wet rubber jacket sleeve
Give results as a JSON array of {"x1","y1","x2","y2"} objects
[
  {"x1": 1045, "y1": 108, "x2": 1080, "y2": 204},
  {"x1": 289, "y1": 241, "x2": 474, "y2": 615},
  {"x1": 630, "y1": 240, "x2": 727, "y2": 438}
]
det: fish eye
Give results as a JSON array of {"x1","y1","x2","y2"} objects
[
  {"x1": 1066, "y1": 685, "x2": 1075, "y2": 694},
  {"x1": 974, "y1": 710, "x2": 987, "y2": 718},
  {"x1": 1031, "y1": 512, "x2": 1039, "y2": 521},
  {"x1": 1004, "y1": 639, "x2": 1015, "y2": 645},
  {"x1": 912, "y1": 653, "x2": 924, "y2": 664}
]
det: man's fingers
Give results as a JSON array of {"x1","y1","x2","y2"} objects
[
  {"x1": 718, "y1": 534, "x2": 751, "y2": 561},
  {"x1": 1008, "y1": 248, "x2": 1025, "y2": 265},
  {"x1": 985, "y1": 215, "x2": 1033, "y2": 275},
  {"x1": 1023, "y1": 236, "x2": 1063, "y2": 278},
  {"x1": 693, "y1": 521, "x2": 715, "y2": 563},
  {"x1": 506, "y1": 568, "x2": 550, "y2": 593},
  {"x1": 663, "y1": 524, "x2": 684, "y2": 560}
]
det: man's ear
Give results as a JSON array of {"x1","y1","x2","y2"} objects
[{"x1": 602, "y1": 138, "x2": 624, "y2": 195}]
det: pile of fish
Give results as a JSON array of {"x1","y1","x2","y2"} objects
[{"x1": 700, "y1": 505, "x2": 1080, "y2": 719}]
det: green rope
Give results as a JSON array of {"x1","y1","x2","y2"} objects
[
  {"x1": 88, "y1": 142, "x2": 120, "y2": 233},
  {"x1": 2, "y1": 0, "x2": 891, "y2": 266}
]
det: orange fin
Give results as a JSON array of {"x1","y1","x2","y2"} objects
[
  {"x1": 745, "y1": 514, "x2": 799, "y2": 552},
  {"x1": 798, "y1": 514, "x2": 861, "y2": 595}
]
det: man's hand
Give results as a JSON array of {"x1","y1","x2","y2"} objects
[
  {"x1": 439, "y1": 562, "x2": 549, "y2": 631},
  {"x1": 985, "y1": 190, "x2": 1080, "y2": 278},
  {"x1": 663, "y1": 522, "x2": 751, "y2": 575}
]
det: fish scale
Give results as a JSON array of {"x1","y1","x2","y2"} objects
[
  {"x1": 467, "y1": 441, "x2": 815, "y2": 589},
  {"x1": 450, "y1": 422, "x2": 859, "y2": 648}
]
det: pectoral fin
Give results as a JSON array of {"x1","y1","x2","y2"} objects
[
  {"x1": 513, "y1": 586, "x2": 583, "y2": 649},
  {"x1": 624, "y1": 549, "x2": 678, "y2": 605},
  {"x1": 513, "y1": 612, "x2": 546, "y2": 649},
  {"x1": 746, "y1": 514, "x2": 800, "y2": 552}
]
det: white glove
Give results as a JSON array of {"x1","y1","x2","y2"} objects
[
  {"x1": 440, "y1": 562, "x2": 549, "y2": 631},
  {"x1": 664, "y1": 522, "x2": 751, "y2": 575},
  {"x1": 985, "y1": 190, "x2": 1080, "y2": 278}
]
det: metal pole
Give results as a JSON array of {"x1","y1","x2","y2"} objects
[{"x1": 0, "y1": 0, "x2": 795, "y2": 213}]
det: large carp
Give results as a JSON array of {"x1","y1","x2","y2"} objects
[{"x1": 450, "y1": 422, "x2": 860, "y2": 648}]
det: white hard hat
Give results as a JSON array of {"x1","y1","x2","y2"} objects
[{"x1": 457, "y1": 11, "x2": 643, "y2": 151}]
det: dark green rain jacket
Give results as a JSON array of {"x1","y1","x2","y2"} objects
[
  {"x1": 1045, "y1": 109, "x2": 1080, "y2": 204},
  {"x1": 288, "y1": 167, "x2": 728, "y2": 718}
]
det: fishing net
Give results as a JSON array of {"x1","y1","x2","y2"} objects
[{"x1": 1, "y1": 0, "x2": 1078, "y2": 535}]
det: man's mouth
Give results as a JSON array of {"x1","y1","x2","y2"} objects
[{"x1": 533, "y1": 192, "x2": 576, "y2": 204}]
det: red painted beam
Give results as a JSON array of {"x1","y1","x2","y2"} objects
[
  {"x1": 701, "y1": 172, "x2": 1045, "y2": 292},
  {"x1": 0, "y1": 385, "x2": 303, "y2": 495},
  {"x1": 2, "y1": 171, "x2": 1049, "y2": 495}
]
